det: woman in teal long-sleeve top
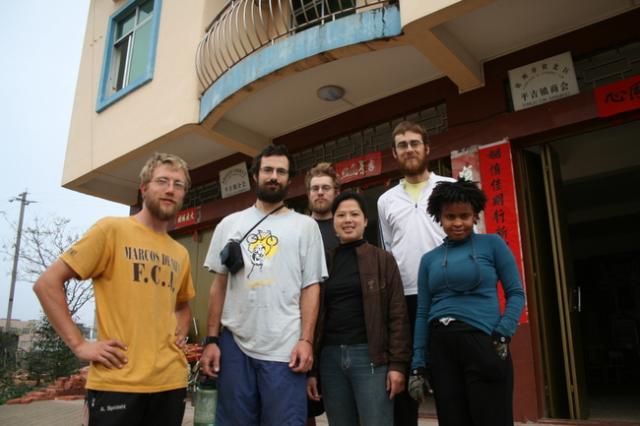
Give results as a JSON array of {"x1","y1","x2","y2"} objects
[{"x1": 408, "y1": 179, "x2": 525, "y2": 426}]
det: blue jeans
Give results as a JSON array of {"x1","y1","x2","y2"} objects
[{"x1": 319, "y1": 344, "x2": 393, "y2": 426}]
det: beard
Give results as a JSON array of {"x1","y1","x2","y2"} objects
[
  {"x1": 398, "y1": 153, "x2": 429, "y2": 177},
  {"x1": 257, "y1": 180, "x2": 289, "y2": 203},
  {"x1": 145, "y1": 196, "x2": 182, "y2": 221},
  {"x1": 309, "y1": 199, "x2": 332, "y2": 216}
]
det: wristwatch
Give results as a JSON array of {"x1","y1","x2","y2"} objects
[
  {"x1": 410, "y1": 367, "x2": 425, "y2": 376},
  {"x1": 491, "y1": 332, "x2": 511, "y2": 344},
  {"x1": 202, "y1": 336, "x2": 219, "y2": 346}
]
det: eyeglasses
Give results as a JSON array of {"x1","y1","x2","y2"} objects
[
  {"x1": 395, "y1": 139, "x2": 424, "y2": 151},
  {"x1": 260, "y1": 166, "x2": 289, "y2": 176},
  {"x1": 152, "y1": 177, "x2": 186, "y2": 191},
  {"x1": 310, "y1": 185, "x2": 335, "y2": 193}
]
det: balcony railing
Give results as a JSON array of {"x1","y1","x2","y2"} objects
[{"x1": 196, "y1": 0, "x2": 390, "y2": 92}]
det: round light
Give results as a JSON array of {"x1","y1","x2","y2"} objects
[{"x1": 317, "y1": 85, "x2": 345, "y2": 102}]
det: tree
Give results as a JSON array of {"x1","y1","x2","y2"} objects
[
  {"x1": 24, "y1": 318, "x2": 81, "y2": 385},
  {"x1": 1, "y1": 216, "x2": 92, "y2": 385},
  {"x1": 0, "y1": 331, "x2": 18, "y2": 372},
  {"x1": 2, "y1": 216, "x2": 93, "y2": 316}
]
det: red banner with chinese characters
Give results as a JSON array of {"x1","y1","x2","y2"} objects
[
  {"x1": 175, "y1": 207, "x2": 198, "y2": 229},
  {"x1": 595, "y1": 75, "x2": 640, "y2": 117},
  {"x1": 335, "y1": 152, "x2": 382, "y2": 184},
  {"x1": 478, "y1": 140, "x2": 528, "y2": 324}
]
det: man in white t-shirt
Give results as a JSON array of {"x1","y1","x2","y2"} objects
[
  {"x1": 201, "y1": 144, "x2": 327, "y2": 425},
  {"x1": 377, "y1": 121, "x2": 455, "y2": 425}
]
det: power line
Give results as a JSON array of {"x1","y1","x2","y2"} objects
[{"x1": 4, "y1": 191, "x2": 37, "y2": 332}]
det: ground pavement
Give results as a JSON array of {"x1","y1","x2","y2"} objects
[{"x1": 0, "y1": 398, "x2": 574, "y2": 426}]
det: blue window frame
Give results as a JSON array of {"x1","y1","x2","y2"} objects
[{"x1": 96, "y1": 0, "x2": 162, "y2": 112}]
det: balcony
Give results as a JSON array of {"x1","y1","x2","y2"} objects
[{"x1": 196, "y1": 0, "x2": 391, "y2": 93}]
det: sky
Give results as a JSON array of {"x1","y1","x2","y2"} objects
[{"x1": 0, "y1": 1, "x2": 125, "y2": 327}]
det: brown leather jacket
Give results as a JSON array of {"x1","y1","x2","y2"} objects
[{"x1": 312, "y1": 242, "x2": 411, "y2": 374}]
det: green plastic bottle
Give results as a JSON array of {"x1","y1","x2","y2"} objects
[{"x1": 193, "y1": 377, "x2": 217, "y2": 426}]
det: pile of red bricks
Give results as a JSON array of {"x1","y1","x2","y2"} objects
[
  {"x1": 184, "y1": 343, "x2": 203, "y2": 363},
  {"x1": 6, "y1": 368, "x2": 88, "y2": 405}
]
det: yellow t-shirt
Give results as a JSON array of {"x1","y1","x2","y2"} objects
[
  {"x1": 61, "y1": 216, "x2": 195, "y2": 393},
  {"x1": 402, "y1": 180, "x2": 427, "y2": 203}
]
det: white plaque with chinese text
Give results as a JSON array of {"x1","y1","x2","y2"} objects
[
  {"x1": 220, "y1": 162, "x2": 250, "y2": 199},
  {"x1": 508, "y1": 52, "x2": 579, "y2": 111}
]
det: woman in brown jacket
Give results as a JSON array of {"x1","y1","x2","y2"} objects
[{"x1": 307, "y1": 191, "x2": 411, "y2": 426}]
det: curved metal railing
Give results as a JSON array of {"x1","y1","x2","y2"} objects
[{"x1": 196, "y1": 0, "x2": 389, "y2": 92}]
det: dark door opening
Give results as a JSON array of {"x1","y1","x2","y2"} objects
[
  {"x1": 520, "y1": 120, "x2": 640, "y2": 422},
  {"x1": 566, "y1": 168, "x2": 640, "y2": 422}
]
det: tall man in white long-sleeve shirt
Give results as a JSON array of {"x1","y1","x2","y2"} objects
[{"x1": 377, "y1": 121, "x2": 455, "y2": 425}]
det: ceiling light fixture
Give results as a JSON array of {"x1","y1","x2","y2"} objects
[{"x1": 317, "y1": 85, "x2": 345, "y2": 102}]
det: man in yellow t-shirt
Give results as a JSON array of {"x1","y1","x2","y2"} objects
[{"x1": 34, "y1": 153, "x2": 195, "y2": 426}]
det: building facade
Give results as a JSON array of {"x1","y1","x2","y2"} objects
[{"x1": 64, "y1": 0, "x2": 640, "y2": 423}]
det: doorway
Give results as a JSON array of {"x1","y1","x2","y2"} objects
[{"x1": 519, "y1": 120, "x2": 640, "y2": 422}]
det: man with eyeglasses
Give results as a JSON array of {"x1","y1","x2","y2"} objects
[
  {"x1": 34, "y1": 153, "x2": 195, "y2": 426},
  {"x1": 306, "y1": 162, "x2": 341, "y2": 252},
  {"x1": 377, "y1": 121, "x2": 455, "y2": 425},
  {"x1": 302, "y1": 162, "x2": 340, "y2": 426},
  {"x1": 201, "y1": 144, "x2": 327, "y2": 425}
]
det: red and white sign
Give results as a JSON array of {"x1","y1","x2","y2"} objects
[
  {"x1": 451, "y1": 145, "x2": 485, "y2": 234},
  {"x1": 478, "y1": 140, "x2": 528, "y2": 324},
  {"x1": 335, "y1": 152, "x2": 382, "y2": 184},
  {"x1": 451, "y1": 145, "x2": 481, "y2": 182},
  {"x1": 594, "y1": 75, "x2": 640, "y2": 117},
  {"x1": 175, "y1": 207, "x2": 198, "y2": 229}
]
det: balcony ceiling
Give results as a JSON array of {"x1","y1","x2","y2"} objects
[
  {"x1": 72, "y1": 127, "x2": 236, "y2": 205},
  {"x1": 224, "y1": 44, "x2": 440, "y2": 138},
  {"x1": 217, "y1": 0, "x2": 636, "y2": 140}
]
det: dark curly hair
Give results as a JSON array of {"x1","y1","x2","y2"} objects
[
  {"x1": 427, "y1": 179, "x2": 487, "y2": 223},
  {"x1": 250, "y1": 144, "x2": 296, "y2": 177}
]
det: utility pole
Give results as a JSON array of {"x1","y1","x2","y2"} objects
[{"x1": 4, "y1": 191, "x2": 36, "y2": 332}]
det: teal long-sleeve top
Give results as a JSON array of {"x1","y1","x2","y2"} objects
[{"x1": 411, "y1": 232, "x2": 525, "y2": 369}]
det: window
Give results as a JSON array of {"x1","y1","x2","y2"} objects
[
  {"x1": 96, "y1": 0, "x2": 162, "y2": 111},
  {"x1": 291, "y1": 0, "x2": 355, "y2": 30}
]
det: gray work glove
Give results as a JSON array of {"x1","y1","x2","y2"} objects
[
  {"x1": 408, "y1": 367, "x2": 433, "y2": 402},
  {"x1": 492, "y1": 332, "x2": 511, "y2": 360}
]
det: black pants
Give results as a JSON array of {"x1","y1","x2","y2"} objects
[
  {"x1": 429, "y1": 321, "x2": 514, "y2": 426},
  {"x1": 393, "y1": 294, "x2": 419, "y2": 426},
  {"x1": 84, "y1": 388, "x2": 187, "y2": 426}
]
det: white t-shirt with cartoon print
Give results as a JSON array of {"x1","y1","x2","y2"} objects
[{"x1": 204, "y1": 206, "x2": 327, "y2": 362}]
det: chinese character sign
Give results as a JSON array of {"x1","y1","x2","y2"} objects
[
  {"x1": 175, "y1": 207, "x2": 198, "y2": 229},
  {"x1": 508, "y1": 51, "x2": 579, "y2": 111},
  {"x1": 220, "y1": 162, "x2": 251, "y2": 199},
  {"x1": 479, "y1": 140, "x2": 528, "y2": 324},
  {"x1": 335, "y1": 152, "x2": 382, "y2": 184},
  {"x1": 595, "y1": 75, "x2": 640, "y2": 117}
]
